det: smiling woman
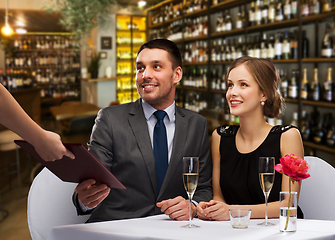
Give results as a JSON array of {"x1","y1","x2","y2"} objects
[{"x1": 196, "y1": 56, "x2": 305, "y2": 222}]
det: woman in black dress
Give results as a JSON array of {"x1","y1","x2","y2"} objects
[{"x1": 197, "y1": 57, "x2": 304, "y2": 221}]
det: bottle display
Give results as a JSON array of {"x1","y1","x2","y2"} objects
[
  {"x1": 4, "y1": 34, "x2": 80, "y2": 99},
  {"x1": 147, "y1": 0, "x2": 335, "y2": 158},
  {"x1": 117, "y1": 15, "x2": 146, "y2": 104}
]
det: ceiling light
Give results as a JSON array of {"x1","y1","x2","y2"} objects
[
  {"x1": 16, "y1": 21, "x2": 25, "y2": 27},
  {"x1": 16, "y1": 28, "x2": 27, "y2": 34},
  {"x1": 138, "y1": 0, "x2": 146, "y2": 7},
  {"x1": 1, "y1": 0, "x2": 14, "y2": 37}
]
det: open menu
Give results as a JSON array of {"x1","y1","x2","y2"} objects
[{"x1": 15, "y1": 140, "x2": 126, "y2": 189}]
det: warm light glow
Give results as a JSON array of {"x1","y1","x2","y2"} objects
[
  {"x1": 2, "y1": 0, "x2": 14, "y2": 36},
  {"x1": 16, "y1": 21, "x2": 25, "y2": 27},
  {"x1": 1, "y1": 24, "x2": 14, "y2": 36},
  {"x1": 16, "y1": 28, "x2": 27, "y2": 34},
  {"x1": 138, "y1": 0, "x2": 146, "y2": 7}
]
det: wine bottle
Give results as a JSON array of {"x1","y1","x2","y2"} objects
[
  {"x1": 267, "y1": 34, "x2": 275, "y2": 59},
  {"x1": 321, "y1": 24, "x2": 334, "y2": 58},
  {"x1": 231, "y1": 38, "x2": 237, "y2": 60},
  {"x1": 253, "y1": 35, "x2": 261, "y2": 58},
  {"x1": 290, "y1": 112, "x2": 298, "y2": 127},
  {"x1": 221, "y1": 39, "x2": 226, "y2": 61},
  {"x1": 301, "y1": 68, "x2": 310, "y2": 100},
  {"x1": 275, "y1": 0, "x2": 284, "y2": 22},
  {"x1": 291, "y1": 0, "x2": 298, "y2": 18},
  {"x1": 301, "y1": 30, "x2": 309, "y2": 58},
  {"x1": 236, "y1": 37, "x2": 244, "y2": 59},
  {"x1": 260, "y1": 33, "x2": 268, "y2": 58},
  {"x1": 249, "y1": 1, "x2": 255, "y2": 27},
  {"x1": 301, "y1": 0, "x2": 310, "y2": 16},
  {"x1": 247, "y1": 36, "x2": 254, "y2": 57},
  {"x1": 326, "y1": 114, "x2": 335, "y2": 147},
  {"x1": 211, "y1": 40, "x2": 217, "y2": 62},
  {"x1": 280, "y1": 69, "x2": 289, "y2": 98},
  {"x1": 301, "y1": 112, "x2": 312, "y2": 141},
  {"x1": 284, "y1": 0, "x2": 292, "y2": 20},
  {"x1": 254, "y1": 0, "x2": 262, "y2": 26},
  {"x1": 216, "y1": 12, "x2": 224, "y2": 33},
  {"x1": 288, "y1": 69, "x2": 298, "y2": 99},
  {"x1": 225, "y1": 39, "x2": 232, "y2": 61},
  {"x1": 236, "y1": 7, "x2": 244, "y2": 29},
  {"x1": 282, "y1": 30, "x2": 291, "y2": 59},
  {"x1": 290, "y1": 30, "x2": 298, "y2": 59},
  {"x1": 6, "y1": 69, "x2": 12, "y2": 91},
  {"x1": 312, "y1": 112, "x2": 326, "y2": 144},
  {"x1": 216, "y1": 39, "x2": 222, "y2": 62},
  {"x1": 0, "y1": 69, "x2": 4, "y2": 88},
  {"x1": 262, "y1": 0, "x2": 269, "y2": 24},
  {"x1": 322, "y1": 0, "x2": 333, "y2": 12},
  {"x1": 323, "y1": 67, "x2": 333, "y2": 102},
  {"x1": 311, "y1": 0, "x2": 321, "y2": 14},
  {"x1": 203, "y1": 16, "x2": 208, "y2": 35},
  {"x1": 225, "y1": 10, "x2": 232, "y2": 31},
  {"x1": 268, "y1": 0, "x2": 276, "y2": 23},
  {"x1": 274, "y1": 33, "x2": 283, "y2": 60},
  {"x1": 309, "y1": 68, "x2": 321, "y2": 101}
]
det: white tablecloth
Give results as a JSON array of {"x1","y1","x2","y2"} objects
[{"x1": 48, "y1": 214, "x2": 335, "y2": 240}]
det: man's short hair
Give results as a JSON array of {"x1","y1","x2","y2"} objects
[{"x1": 137, "y1": 39, "x2": 182, "y2": 69}]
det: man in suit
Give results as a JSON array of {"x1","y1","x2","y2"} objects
[{"x1": 73, "y1": 39, "x2": 212, "y2": 222}]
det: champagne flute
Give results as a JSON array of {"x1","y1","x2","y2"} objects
[
  {"x1": 258, "y1": 157, "x2": 275, "y2": 226},
  {"x1": 181, "y1": 157, "x2": 199, "y2": 228}
]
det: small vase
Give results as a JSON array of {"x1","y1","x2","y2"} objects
[
  {"x1": 279, "y1": 191, "x2": 297, "y2": 232},
  {"x1": 91, "y1": 71, "x2": 98, "y2": 79}
]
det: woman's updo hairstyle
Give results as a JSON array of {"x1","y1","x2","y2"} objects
[{"x1": 226, "y1": 56, "x2": 284, "y2": 118}]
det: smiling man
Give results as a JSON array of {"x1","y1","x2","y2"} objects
[{"x1": 73, "y1": 39, "x2": 212, "y2": 223}]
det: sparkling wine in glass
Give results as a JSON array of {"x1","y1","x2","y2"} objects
[
  {"x1": 181, "y1": 157, "x2": 199, "y2": 228},
  {"x1": 258, "y1": 157, "x2": 275, "y2": 226}
]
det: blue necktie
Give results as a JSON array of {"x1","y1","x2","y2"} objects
[{"x1": 153, "y1": 110, "x2": 168, "y2": 193}]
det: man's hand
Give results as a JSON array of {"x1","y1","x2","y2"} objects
[
  {"x1": 76, "y1": 179, "x2": 110, "y2": 208},
  {"x1": 156, "y1": 196, "x2": 196, "y2": 221}
]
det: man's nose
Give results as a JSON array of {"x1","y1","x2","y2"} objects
[{"x1": 143, "y1": 67, "x2": 153, "y2": 79}]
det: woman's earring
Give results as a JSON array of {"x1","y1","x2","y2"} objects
[{"x1": 261, "y1": 101, "x2": 265, "y2": 106}]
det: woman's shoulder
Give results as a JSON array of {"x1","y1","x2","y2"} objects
[
  {"x1": 270, "y1": 125, "x2": 298, "y2": 134},
  {"x1": 216, "y1": 125, "x2": 239, "y2": 137}
]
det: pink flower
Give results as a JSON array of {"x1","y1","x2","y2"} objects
[
  {"x1": 275, "y1": 154, "x2": 310, "y2": 231},
  {"x1": 275, "y1": 154, "x2": 310, "y2": 186}
]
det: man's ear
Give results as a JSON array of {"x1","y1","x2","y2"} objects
[{"x1": 173, "y1": 66, "x2": 182, "y2": 85}]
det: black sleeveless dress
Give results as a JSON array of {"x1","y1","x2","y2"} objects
[{"x1": 217, "y1": 125, "x2": 303, "y2": 218}]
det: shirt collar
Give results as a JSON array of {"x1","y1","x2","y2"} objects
[{"x1": 141, "y1": 99, "x2": 175, "y2": 122}]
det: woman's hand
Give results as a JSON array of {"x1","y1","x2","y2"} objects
[
  {"x1": 196, "y1": 200, "x2": 231, "y2": 221},
  {"x1": 196, "y1": 202, "x2": 212, "y2": 220}
]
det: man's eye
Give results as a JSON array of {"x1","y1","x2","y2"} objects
[{"x1": 154, "y1": 65, "x2": 161, "y2": 69}]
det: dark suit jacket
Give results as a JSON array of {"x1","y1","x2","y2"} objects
[{"x1": 74, "y1": 99, "x2": 212, "y2": 222}]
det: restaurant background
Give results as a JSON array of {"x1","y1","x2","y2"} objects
[{"x1": 0, "y1": 0, "x2": 335, "y2": 238}]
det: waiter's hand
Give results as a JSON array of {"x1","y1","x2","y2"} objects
[
  {"x1": 156, "y1": 196, "x2": 196, "y2": 221},
  {"x1": 76, "y1": 179, "x2": 110, "y2": 208}
]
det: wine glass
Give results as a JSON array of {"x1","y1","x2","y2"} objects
[
  {"x1": 181, "y1": 157, "x2": 199, "y2": 228},
  {"x1": 258, "y1": 157, "x2": 276, "y2": 226}
]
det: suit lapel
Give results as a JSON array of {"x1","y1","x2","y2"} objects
[
  {"x1": 128, "y1": 100, "x2": 157, "y2": 195},
  {"x1": 158, "y1": 106, "x2": 187, "y2": 199}
]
